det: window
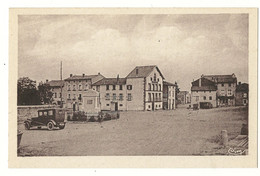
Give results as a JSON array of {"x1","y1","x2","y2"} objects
[
  {"x1": 159, "y1": 84, "x2": 161, "y2": 91},
  {"x1": 155, "y1": 84, "x2": 158, "y2": 91},
  {"x1": 85, "y1": 84, "x2": 89, "y2": 90},
  {"x1": 79, "y1": 84, "x2": 82, "y2": 90},
  {"x1": 106, "y1": 85, "x2": 109, "y2": 90},
  {"x1": 87, "y1": 100, "x2": 93, "y2": 104},
  {"x1": 204, "y1": 96, "x2": 206, "y2": 100},
  {"x1": 119, "y1": 104, "x2": 123, "y2": 107},
  {"x1": 154, "y1": 73, "x2": 156, "y2": 81},
  {"x1": 68, "y1": 94, "x2": 71, "y2": 99},
  {"x1": 127, "y1": 93, "x2": 132, "y2": 101},
  {"x1": 150, "y1": 77, "x2": 152, "y2": 81},
  {"x1": 54, "y1": 93, "x2": 57, "y2": 98},
  {"x1": 229, "y1": 83, "x2": 231, "y2": 87},
  {"x1": 67, "y1": 84, "x2": 71, "y2": 91},
  {"x1": 209, "y1": 96, "x2": 212, "y2": 100},
  {"x1": 113, "y1": 85, "x2": 116, "y2": 90},
  {"x1": 148, "y1": 83, "x2": 151, "y2": 90},
  {"x1": 127, "y1": 85, "x2": 132, "y2": 90},
  {"x1": 155, "y1": 93, "x2": 158, "y2": 101},
  {"x1": 159, "y1": 93, "x2": 161, "y2": 101},
  {"x1": 228, "y1": 89, "x2": 232, "y2": 96},
  {"x1": 222, "y1": 83, "x2": 224, "y2": 87},
  {"x1": 79, "y1": 94, "x2": 82, "y2": 100},
  {"x1": 157, "y1": 78, "x2": 159, "y2": 82},
  {"x1": 48, "y1": 110, "x2": 53, "y2": 116},
  {"x1": 105, "y1": 93, "x2": 110, "y2": 100},
  {"x1": 106, "y1": 104, "x2": 110, "y2": 106},
  {"x1": 119, "y1": 93, "x2": 123, "y2": 101},
  {"x1": 148, "y1": 93, "x2": 151, "y2": 101},
  {"x1": 119, "y1": 85, "x2": 123, "y2": 90},
  {"x1": 152, "y1": 84, "x2": 155, "y2": 91},
  {"x1": 243, "y1": 93, "x2": 247, "y2": 98},
  {"x1": 73, "y1": 85, "x2": 76, "y2": 91},
  {"x1": 113, "y1": 93, "x2": 116, "y2": 100}
]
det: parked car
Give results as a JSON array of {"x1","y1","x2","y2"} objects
[{"x1": 24, "y1": 108, "x2": 66, "y2": 130}]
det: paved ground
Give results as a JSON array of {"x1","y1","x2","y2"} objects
[{"x1": 18, "y1": 105, "x2": 248, "y2": 156}]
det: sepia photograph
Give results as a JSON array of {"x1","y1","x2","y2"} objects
[{"x1": 9, "y1": 8, "x2": 257, "y2": 168}]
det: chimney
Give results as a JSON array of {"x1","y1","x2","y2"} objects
[
  {"x1": 199, "y1": 78, "x2": 201, "y2": 87},
  {"x1": 46, "y1": 79, "x2": 48, "y2": 83},
  {"x1": 239, "y1": 82, "x2": 241, "y2": 85},
  {"x1": 70, "y1": 74, "x2": 73, "y2": 77},
  {"x1": 136, "y1": 68, "x2": 139, "y2": 75},
  {"x1": 117, "y1": 74, "x2": 119, "y2": 82},
  {"x1": 98, "y1": 72, "x2": 100, "y2": 75},
  {"x1": 201, "y1": 74, "x2": 204, "y2": 78},
  {"x1": 82, "y1": 73, "x2": 85, "y2": 77}
]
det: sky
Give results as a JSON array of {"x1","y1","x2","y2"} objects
[{"x1": 18, "y1": 14, "x2": 248, "y2": 91}]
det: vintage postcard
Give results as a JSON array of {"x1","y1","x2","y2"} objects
[{"x1": 9, "y1": 8, "x2": 257, "y2": 168}]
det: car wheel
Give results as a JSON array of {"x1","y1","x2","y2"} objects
[
  {"x1": 59, "y1": 124, "x2": 65, "y2": 129},
  {"x1": 47, "y1": 121, "x2": 54, "y2": 130},
  {"x1": 24, "y1": 122, "x2": 30, "y2": 130}
]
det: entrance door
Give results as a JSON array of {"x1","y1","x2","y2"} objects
[
  {"x1": 73, "y1": 103, "x2": 76, "y2": 111},
  {"x1": 115, "y1": 102, "x2": 118, "y2": 111}
]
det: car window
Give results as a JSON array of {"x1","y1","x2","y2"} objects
[
  {"x1": 58, "y1": 110, "x2": 63, "y2": 115},
  {"x1": 43, "y1": 111, "x2": 48, "y2": 116},
  {"x1": 39, "y1": 112, "x2": 43, "y2": 116},
  {"x1": 48, "y1": 110, "x2": 53, "y2": 116}
]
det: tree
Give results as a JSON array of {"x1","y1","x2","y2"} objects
[
  {"x1": 17, "y1": 77, "x2": 41, "y2": 105},
  {"x1": 38, "y1": 82, "x2": 53, "y2": 104}
]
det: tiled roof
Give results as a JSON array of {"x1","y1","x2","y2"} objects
[
  {"x1": 236, "y1": 83, "x2": 248, "y2": 92},
  {"x1": 163, "y1": 81, "x2": 176, "y2": 86},
  {"x1": 64, "y1": 75, "x2": 99, "y2": 81},
  {"x1": 126, "y1": 65, "x2": 165, "y2": 79},
  {"x1": 47, "y1": 80, "x2": 64, "y2": 87},
  {"x1": 191, "y1": 77, "x2": 217, "y2": 91},
  {"x1": 202, "y1": 74, "x2": 237, "y2": 83},
  {"x1": 92, "y1": 78, "x2": 126, "y2": 86}
]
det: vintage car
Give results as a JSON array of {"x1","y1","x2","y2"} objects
[{"x1": 24, "y1": 108, "x2": 66, "y2": 130}]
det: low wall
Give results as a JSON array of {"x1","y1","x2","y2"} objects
[{"x1": 17, "y1": 105, "x2": 58, "y2": 122}]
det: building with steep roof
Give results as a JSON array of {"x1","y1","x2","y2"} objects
[{"x1": 191, "y1": 77, "x2": 218, "y2": 108}]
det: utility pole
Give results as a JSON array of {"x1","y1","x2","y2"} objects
[{"x1": 60, "y1": 61, "x2": 63, "y2": 108}]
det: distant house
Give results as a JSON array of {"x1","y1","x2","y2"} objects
[
  {"x1": 235, "y1": 82, "x2": 248, "y2": 106},
  {"x1": 191, "y1": 77, "x2": 218, "y2": 108},
  {"x1": 46, "y1": 80, "x2": 65, "y2": 105},
  {"x1": 163, "y1": 81, "x2": 176, "y2": 110},
  {"x1": 201, "y1": 74, "x2": 237, "y2": 106},
  {"x1": 177, "y1": 91, "x2": 189, "y2": 105},
  {"x1": 64, "y1": 73, "x2": 105, "y2": 111}
]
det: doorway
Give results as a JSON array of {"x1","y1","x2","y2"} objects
[{"x1": 115, "y1": 102, "x2": 118, "y2": 111}]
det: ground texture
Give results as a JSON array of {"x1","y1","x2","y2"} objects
[{"x1": 18, "y1": 105, "x2": 248, "y2": 156}]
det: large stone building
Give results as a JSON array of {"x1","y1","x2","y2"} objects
[
  {"x1": 235, "y1": 82, "x2": 248, "y2": 106},
  {"x1": 191, "y1": 77, "x2": 218, "y2": 108},
  {"x1": 163, "y1": 81, "x2": 176, "y2": 110},
  {"x1": 63, "y1": 73, "x2": 104, "y2": 111},
  {"x1": 201, "y1": 74, "x2": 237, "y2": 106}
]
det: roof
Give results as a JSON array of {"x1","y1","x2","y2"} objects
[
  {"x1": 191, "y1": 77, "x2": 217, "y2": 91},
  {"x1": 64, "y1": 75, "x2": 100, "y2": 81},
  {"x1": 47, "y1": 80, "x2": 64, "y2": 87},
  {"x1": 92, "y1": 78, "x2": 127, "y2": 86},
  {"x1": 126, "y1": 65, "x2": 165, "y2": 79},
  {"x1": 163, "y1": 81, "x2": 176, "y2": 86},
  {"x1": 236, "y1": 83, "x2": 249, "y2": 92},
  {"x1": 82, "y1": 89, "x2": 99, "y2": 97},
  {"x1": 202, "y1": 74, "x2": 237, "y2": 83}
]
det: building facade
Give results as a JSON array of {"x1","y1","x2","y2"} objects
[
  {"x1": 47, "y1": 80, "x2": 65, "y2": 106},
  {"x1": 191, "y1": 77, "x2": 218, "y2": 108},
  {"x1": 163, "y1": 81, "x2": 176, "y2": 110},
  {"x1": 92, "y1": 77, "x2": 127, "y2": 111},
  {"x1": 63, "y1": 73, "x2": 104, "y2": 111},
  {"x1": 235, "y1": 82, "x2": 248, "y2": 106},
  {"x1": 201, "y1": 74, "x2": 237, "y2": 106},
  {"x1": 177, "y1": 91, "x2": 189, "y2": 105}
]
